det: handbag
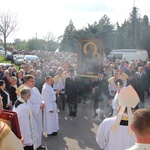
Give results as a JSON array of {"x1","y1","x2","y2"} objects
[{"x1": 0, "y1": 109, "x2": 22, "y2": 139}]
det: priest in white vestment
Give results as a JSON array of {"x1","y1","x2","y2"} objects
[
  {"x1": 13, "y1": 88, "x2": 38, "y2": 150},
  {"x1": 96, "y1": 85, "x2": 140, "y2": 150},
  {"x1": 42, "y1": 76, "x2": 59, "y2": 135},
  {"x1": 22, "y1": 75, "x2": 46, "y2": 149}
]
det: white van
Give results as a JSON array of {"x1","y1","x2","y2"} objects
[{"x1": 108, "y1": 49, "x2": 148, "y2": 62}]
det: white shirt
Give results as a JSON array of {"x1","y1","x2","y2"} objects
[
  {"x1": 126, "y1": 143, "x2": 150, "y2": 150},
  {"x1": 53, "y1": 77, "x2": 65, "y2": 90},
  {"x1": 112, "y1": 87, "x2": 126, "y2": 116}
]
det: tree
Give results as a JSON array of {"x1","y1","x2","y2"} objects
[
  {"x1": 14, "y1": 38, "x2": 27, "y2": 50},
  {"x1": 0, "y1": 10, "x2": 18, "y2": 56},
  {"x1": 59, "y1": 19, "x2": 77, "y2": 52},
  {"x1": 128, "y1": 7, "x2": 142, "y2": 48},
  {"x1": 97, "y1": 15, "x2": 115, "y2": 55},
  {"x1": 139, "y1": 15, "x2": 150, "y2": 57},
  {"x1": 76, "y1": 15, "x2": 114, "y2": 55},
  {"x1": 113, "y1": 7, "x2": 144, "y2": 50},
  {"x1": 26, "y1": 38, "x2": 44, "y2": 50},
  {"x1": 114, "y1": 22, "x2": 124, "y2": 48},
  {"x1": 114, "y1": 20, "x2": 131, "y2": 49},
  {"x1": 43, "y1": 32, "x2": 58, "y2": 51}
]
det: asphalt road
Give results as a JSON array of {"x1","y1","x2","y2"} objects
[
  {"x1": 42, "y1": 95, "x2": 150, "y2": 150},
  {"x1": 42, "y1": 98, "x2": 109, "y2": 150}
]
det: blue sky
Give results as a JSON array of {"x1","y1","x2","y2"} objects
[{"x1": 0, "y1": 0, "x2": 150, "y2": 42}]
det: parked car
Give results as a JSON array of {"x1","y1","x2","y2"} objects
[
  {"x1": 0, "y1": 63, "x2": 12, "y2": 69},
  {"x1": 0, "y1": 46, "x2": 5, "y2": 56},
  {"x1": 13, "y1": 54, "x2": 23, "y2": 62},
  {"x1": 6, "y1": 51, "x2": 13, "y2": 60},
  {"x1": 0, "y1": 46, "x2": 13, "y2": 61},
  {"x1": 14, "y1": 55, "x2": 25, "y2": 65},
  {"x1": 24, "y1": 55, "x2": 39, "y2": 62},
  {"x1": 13, "y1": 54, "x2": 20, "y2": 61}
]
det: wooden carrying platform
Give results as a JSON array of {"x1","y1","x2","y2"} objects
[{"x1": 0, "y1": 109, "x2": 22, "y2": 139}]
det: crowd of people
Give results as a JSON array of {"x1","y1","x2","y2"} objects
[
  {"x1": 92, "y1": 58, "x2": 150, "y2": 118},
  {"x1": 0, "y1": 50, "x2": 150, "y2": 149},
  {"x1": 94, "y1": 58, "x2": 150, "y2": 149}
]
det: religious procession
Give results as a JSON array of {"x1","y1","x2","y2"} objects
[{"x1": 0, "y1": 39, "x2": 150, "y2": 150}]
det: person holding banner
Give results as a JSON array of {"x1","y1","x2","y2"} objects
[{"x1": 92, "y1": 70, "x2": 110, "y2": 119}]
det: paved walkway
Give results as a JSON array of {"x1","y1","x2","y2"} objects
[
  {"x1": 42, "y1": 98, "x2": 104, "y2": 150},
  {"x1": 42, "y1": 96, "x2": 150, "y2": 150}
]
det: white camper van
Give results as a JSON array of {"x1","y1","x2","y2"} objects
[{"x1": 109, "y1": 49, "x2": 148, "y2": 62}]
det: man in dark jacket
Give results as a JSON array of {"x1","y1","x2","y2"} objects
[
  {"x1": 125, "y1": 64, "x2": 135, "y2": 86},
  {"x1": 144, "y1": 61, "x2": 150, "y2": 95},
  {"x1": 65, "y1": 68, "x2": 79, "y2": 117},
  {"x1": 92, "y1": 70, "x2": 110, "y2": 119},
  {"x1": 133, "y1": 66, "x2": 147, "y2": 108}
]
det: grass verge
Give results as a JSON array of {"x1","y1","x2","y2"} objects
[{"x1": 0, "y1": 55, "x2": 19, "y2": 70}]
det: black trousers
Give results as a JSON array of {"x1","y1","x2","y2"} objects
[
  {"x1": 56, "y1": 93, "x2": 65, "y2": 110},
  {"x1": 68, "y1": 103, "x2": 77, "y2": 115},
  {"x1": 136, "y1": 88, "x2": 145, "y2": 108},
  {"x1": 24, "y1": 145, "x2": 34, "y2": 150},
  {"x1": 68, "y1": 97, "x2": 78, "y2": 115}
]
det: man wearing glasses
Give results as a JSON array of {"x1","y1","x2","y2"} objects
[{"x1": 23, "y1": 75, "x2": 46, "y2": 150}]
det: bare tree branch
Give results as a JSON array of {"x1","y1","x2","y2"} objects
[{"x1": 0, "y1": 10, "x2": 18, "y2": 56}]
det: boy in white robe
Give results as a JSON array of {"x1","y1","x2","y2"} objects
[
  {"x1": 53, "y1": 67, "x2": 66, "y2": 111},
  {"x1": 112, "y1": 79, "x2": 126, "y2": 116},
  {"x1": 96, "y1": 85, "x2": 140, "y2": 150},
  {"x1": 126, "y1": 108, "x2": 150, "y2": 150},
  {"x1": 42, "y1": 76, "x2": 59, "y2": 135}
]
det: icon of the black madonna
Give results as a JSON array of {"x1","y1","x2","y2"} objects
[{"x1": 77, "y1": 39, "x2": 104, "y2": 77}]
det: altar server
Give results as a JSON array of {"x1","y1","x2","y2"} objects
[{"x1": 42, "y1": 76, "x2": 59, "y2": 136}]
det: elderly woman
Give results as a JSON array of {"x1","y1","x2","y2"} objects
[
  {"x1": 0, "y1": 80, "x2": 12, "y2": 110},
  {"x1": 3, "y1": 70, "x2": 11, "y2": 92},
  {"x1": 16, "y1": 71, "x2": 24, "y2": 87}
]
